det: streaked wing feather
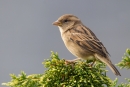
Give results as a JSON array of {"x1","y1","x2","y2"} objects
[{"x1": 69, "y1": 24, "x2": 109, "y2": 57}]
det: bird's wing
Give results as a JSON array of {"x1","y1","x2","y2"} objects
[{"x1": 69, "y1": 24, "x2": 109, "y2": 57}]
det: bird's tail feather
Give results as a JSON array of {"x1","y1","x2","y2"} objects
[{"x1": 94, "y1": 54, "x2": 121, "y2": 76}]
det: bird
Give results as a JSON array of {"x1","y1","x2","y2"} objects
[{"x1": 52, "y1": 14, "x2": 121, "y2": 76}]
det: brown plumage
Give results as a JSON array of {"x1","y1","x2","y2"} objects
[{"x1": 53, "y1": 14, "x2": 121, "y2": 76}]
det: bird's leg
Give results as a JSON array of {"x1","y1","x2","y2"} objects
[
  {"x1": 65, "y1": 58, "x2": 81, "y2": 64},
  {"x1": 89, "y1": 59, "x2": 96, "y2": 67},
  {"x1": 65, "y1": 58, "x2": 81, "y2": 69}
]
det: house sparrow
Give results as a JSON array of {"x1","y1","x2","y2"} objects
[{"x1": 53, "y1": 14, "x2": 121, "y2": 76}]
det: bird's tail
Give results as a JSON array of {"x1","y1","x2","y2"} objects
[{"x1": 94, "y1": 54, "x2": 121, "y2": 76}]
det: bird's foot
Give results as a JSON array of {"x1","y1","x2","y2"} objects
[
  {"x1": 64, "y1": 58, "x2": 82, "y2": 69},
  {"x1": 63, "y1": 60, "x2": 75, "y2": 69},
  {"x1": 88, "y1": 59, "x2": 96, "y2": 67},
  {"x1": 64, "y1": 58, "x2": 81, "y2": 64},
  {"x1": 65, "y1": 60, "x2": 74, "y2": 64}
]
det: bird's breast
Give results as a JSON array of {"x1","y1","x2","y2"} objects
[{"x1": 61, "y1": 34, "x2": 95, "y2": 60}]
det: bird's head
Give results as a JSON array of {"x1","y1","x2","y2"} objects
[{"x1": 53, "y1": 14, "x2": 81, "y2": 32}]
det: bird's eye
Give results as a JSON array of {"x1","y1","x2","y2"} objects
[{"x1": 64, "y1": 19, "x2": 69, "y2": 23}]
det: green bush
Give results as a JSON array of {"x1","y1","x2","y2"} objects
[{"x1": 2, "y1": 49, "x2": 130, "y2": 87}]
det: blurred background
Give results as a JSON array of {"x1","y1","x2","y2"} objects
[{"x1": 0, "y1": 0, "x2": 130, "y2": 86}]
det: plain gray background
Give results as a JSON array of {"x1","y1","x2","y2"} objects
[{"x1": 0, "y1": 0, "x2": 130, "y2": 86}]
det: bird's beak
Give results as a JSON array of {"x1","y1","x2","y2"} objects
[{"x1": 53, "y1": 21, "x2": 62, "y2": 26}]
